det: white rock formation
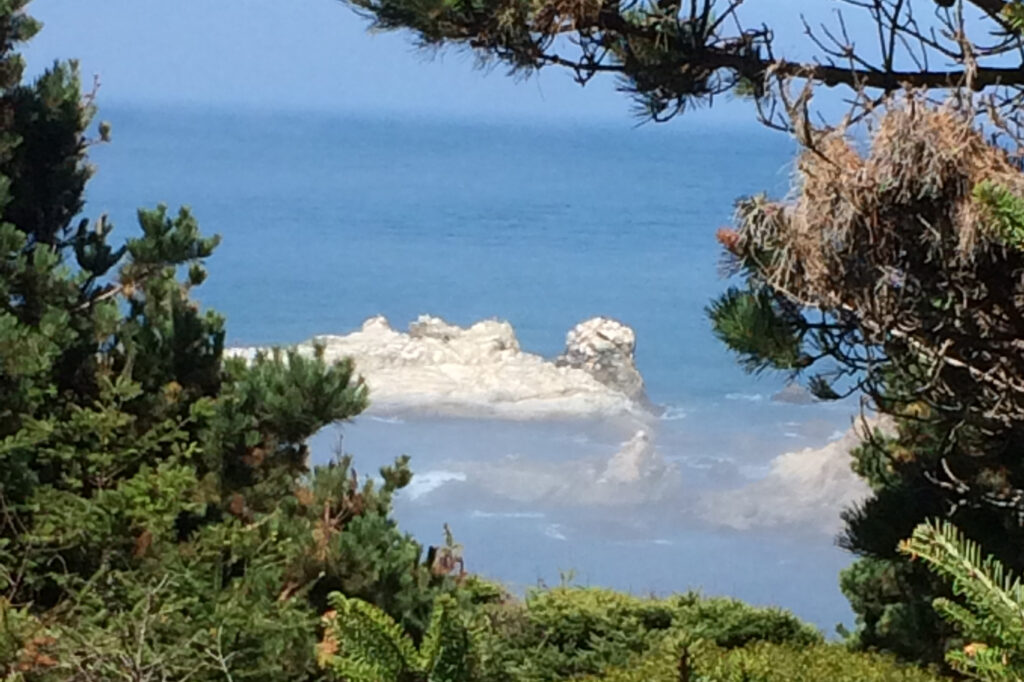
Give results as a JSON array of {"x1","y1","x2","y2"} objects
[
  {"x1": 557, "y1": 317, "x2": 646, "y2": 400},
  {"x1": 226, "y1": 315, "x2": 651, "y2": 421},
  {"x1": 598, "y1": 430, "x2": 662, "y2": 485},
  {"x1": 699, "y1": 419, "x2": 888, "y2": 534}
]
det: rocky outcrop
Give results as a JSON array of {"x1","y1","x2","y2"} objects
[
  {"x1": 556, "y1": 317, "x2": 646, "y2": 401},
  {"x1": 226, "y1": 315, "x2": 651, "y2": 421},
  {"x1": 598, "y1": 430, "x2": 663, "y2": 485},
  {"x1": 698, "y1": 418, "x2": 892, "y2": 534},
  {"x1": 452, "y1": 428, "x2": 679, "y2": 507},
  {"x1": 771, "y1": 383, "x2": 816, "y2": 405}
]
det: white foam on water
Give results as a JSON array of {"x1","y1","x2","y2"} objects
[
  {"x1": 403, "y1": 470, "x2": 467, "y2": 500},
  {"x1": 660, "y1": 405, "x2": 688, "y2": 421},
  {"x1": 543, "y1": 524, "x2": 568, "y2": 541},
  {"x1": 471, "y1": 510, "x2": 546, "y2": 519},
  {"x1": 725, "y1": 393, "x2": 764, "y2": 402},
  {"x1": 366, "y1": 415, "x2": 405, "y2": 424},
  {"x1": 698, "y1": 420, "x2": 886, "y2": 533}
]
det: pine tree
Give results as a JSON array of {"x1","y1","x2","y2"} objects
[
  {"x1": 341, "y1": 0, "x2": 1024, "y2": 127},
  {"x1": 707, "y1": 99, "x2": 1024, "y2": 664},
  {"x1": 0, "y1": 2, "x2": 461, "y2": 679}
]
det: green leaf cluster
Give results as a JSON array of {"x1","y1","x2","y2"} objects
[
  {"x1": 466, "y1": 586, "x2": 821, "y2": 681},
  {"x1": 579, "y1": 634, "x2": 946, "y2": 682},
  {"x1": 319, "y1": 592, "x2": 472, "y2": 681},
  {"x1": 900, "y1": 521, "x2": 1024, "y2": 681},
  {"x1": 707, "y1": 287, "x2": 805, "y2": 375},
  {"x1": 975, "y1": 181, "x2": 1024, "y2": 251}
]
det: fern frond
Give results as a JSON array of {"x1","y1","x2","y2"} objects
[
  {"x1": 900, "y1": 521, "x2": 1024, "y2": 635},
  {"x1": 933, "y1": 598, "x2": 984, "y2": 641},
  {"x1": 320, "y1": 593, "x2": 473, "y2": 682},
  {"x1": 322, "y1": 592, "x2": 420, "y2": 681},
  {"x1": 900, "y1": 521, "x2": 1024, "y2": 679},
  {"x1": 946, "y1": 643, "x2": 1018, "y2": 681},
  {"x1": 420, "y1": 595, "x2": 471, "y2": 682}
]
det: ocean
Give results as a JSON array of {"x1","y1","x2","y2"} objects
[{"x1": 85, "y1": 104, "x2": 862, "y2": 631}]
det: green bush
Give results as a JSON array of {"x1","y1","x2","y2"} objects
[
  {"x1": 311, "y1": 585, "x2": 896, "y2": 682},
  {"x1": 468, "y1": 587, "x2": 822, "y2": 681},
  {"x1": 583, "y1": 636, "x2": 947, "y2": 682}
]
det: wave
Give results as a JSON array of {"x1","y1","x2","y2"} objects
[
  {"x1": 543, "y1": 524, "x2": 568, "y2": 541},
  {"x1": 698, "y1": 419, "x2": 887, "y2": 534},
  {"x1": 660, "y1": 405, "x2": 688, "y2": 421},
  {"x1": 471, "y1": 510, "x2": 546, "y2": 519},
  {"x1": 366, "y1": 415, "x2": 405, "y2": 424},
  {"x1": 725, "y1": 392, "x2": 764, "y2": 402},
  {"x1": 403, "y1": 470, "x2": 467, "y2": 500}
]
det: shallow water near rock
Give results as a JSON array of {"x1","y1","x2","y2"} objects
[{"x1": 310, "y1": 415, "x2": 858, "y2": 631}]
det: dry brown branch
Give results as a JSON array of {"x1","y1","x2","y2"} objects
[{"x1": 732, "y1": 94, "x2": 1024, "y2": 436}]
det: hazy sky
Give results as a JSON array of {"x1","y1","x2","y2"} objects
[{"x1": 22, "y1": 0, "x2": 868, "y2": 123}]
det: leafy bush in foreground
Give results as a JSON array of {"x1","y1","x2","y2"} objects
[
  {"x1": 583, "y1": 636, "x2": 947, "y2": 682},
  {"x1": 315, "y1": 586, "x2": 948, "y2": 682},
  {"x1": 467, "y1": 586, "x2": 822, "y2": 681}
]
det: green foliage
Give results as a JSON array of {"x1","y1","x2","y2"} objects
[
  {"x1": 0, "y1": 3, "x2": 463, "y2": 679},
  {"x1": 319, "y1": 592, "x2": 472, "y2": 682},
  {"x1": 321, "y1": 587, "x2": 914, "y2": 682},
  {"x1": 975, "y1": 181, "x2": 1024, "y2": 251},
  {"x1": 832, "y1": 401, "x2": 1024, "y2": 666},
  {"x1": 900, "y1": 521, "x2": 1024, "y2": 680},
  {"x1": 707, "y1": 102, "x2": 1024, "y2": 665},
  {"x1": 467, "y1": 586, "x2": 821, "y2": 681},
  {"x1": 1004, "y1": 2, "x2": 1024, "y2": 33},
  {"x1": 580, "y1": 635, "x2": 947, "y2": 682},
  {"x1": 838, "y1": 555, "x2": 956, "y2": 667},
  {"x1": 314, "y1": 584, "x2": 880, "y2": 682},
  {"x1": 707, "y1": 287, "x2": 805, "y2": 374}
]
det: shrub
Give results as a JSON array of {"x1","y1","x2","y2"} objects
[
  {"x1": 583, "y1": 636, "x2": 947, "y2": 682},
  {"x1": 469, "y1": 587, "x2": 822, "y2": 681}
]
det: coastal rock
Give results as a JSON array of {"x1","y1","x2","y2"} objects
[
  {"x1": 556, "y1": 317, "x2": 646, "y2": 401},
  {"x1": 771, "y1": 383, "x2": 816, "y2": 405},
  {"x1": 226, "y1": 315, "x2": 651, "y2": 421},
  {"x1": 698, "y1": 418, "x2": 893, "y2": 534},
  {"x1": 598, "y1": 430, "x2": 662, "y2": 485},
  {"x1": 450, "y1": 428, "x2": 679, "y2": 507}
]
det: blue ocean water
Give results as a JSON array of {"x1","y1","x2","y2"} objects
[{"x1": 85, "y1": 104, "x2": 861, "y2": 630}]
